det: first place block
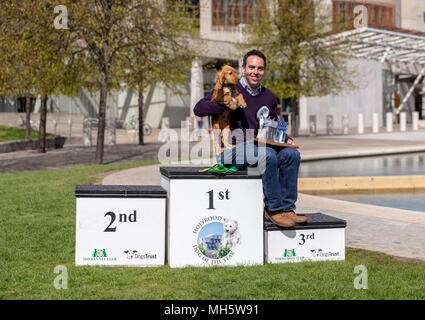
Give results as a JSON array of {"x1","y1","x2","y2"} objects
[
  {"x1": 160, "y1": 166, "x2": 264, "y2": 268},
  {"x1": 75, "y1": 185, "x2": 167, "y2": 267}
]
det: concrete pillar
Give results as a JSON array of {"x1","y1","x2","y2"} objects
[
  {"x1": 190, "y1": 58, "x2": 204, "y2": 120},
  {"x1": 372, "y1": 113, "x2": 379, "y2": 133},
  {"x1": 83, "y1": 119, "x2": 92, "y2": 147},
  {"x1": 399, "y1": 112, "x2": 406, "y2": 131},
  {"x1": 309, "y1": 115, "x2": 317, "y2": 136},
  {"x1": 412, "y1": 112, "x2": 419, "y2": 131},
  {"x1": 342, "y1": 114, "x2": 349, "y2": 135},
  {"x1": 386, "y1": 112, "x2": 393, "y2": 132},
  {"x1": 52, "y1": 120, "x2": 58, "y2": 134},
  {"x1": 299, "y1": 97, "x2": 308, "y2": 131},
  {"x1": 422, "y1": 82, "x2": 425, "y2": 119},
  {"x1": 68, "y1": 119, "x2": 72, "y2": 138},
  {"x1": 357, "y1": 113, "x2": 364, "y2": 134},
  {"x1": 107, "y1": 119, "x2": 116, "y2": 145},
  {"x1": 326, "y1": 115, "x2": 334, "y2": 136}
]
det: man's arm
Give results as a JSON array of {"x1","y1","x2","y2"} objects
[{"x1": 194, "y1": 92, "x2": 226, "y2": 117}]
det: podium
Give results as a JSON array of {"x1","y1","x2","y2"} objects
[
  {"x1": 75, "y1": 170, "x2": 347, "y2": 268},
  {"x1": 160, "y1": 167, "x2": 264, "y2": 268},
  {"x1": 264, "y1": 213, "x2": 346, "y2": 263},
  {"x1": 75, "y1": 185, "x2": 167, "y2": 267}
]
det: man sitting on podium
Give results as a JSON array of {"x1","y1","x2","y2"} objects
[{"x1": 194, "y1": 49, "x2": 306, "y2": 228}]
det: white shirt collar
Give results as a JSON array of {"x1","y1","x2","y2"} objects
[{"x1": 240, "y1": 77, "x2": 262, "y2": 96}]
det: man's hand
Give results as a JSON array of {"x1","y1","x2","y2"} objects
[{"x1": 286, "y1": 137, "x2": 295, "y2": 145}]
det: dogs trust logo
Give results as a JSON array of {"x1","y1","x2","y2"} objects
[
  {"x1": 192, "y1": 216, "x2": 241, "y2": 265},
  {"x1": 123, "y1": 250, "x2": 157, "y2": 260},
  {"x1": 310, "y1": 249, "x2": 340, "y2": 258}
]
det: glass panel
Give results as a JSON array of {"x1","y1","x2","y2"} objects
[
  {"x1": 332, "y1": 0, "x2": 396, "y2": 31},
  {"x1": 212, "y1": 0, "x2": 258, "y2": 28}
]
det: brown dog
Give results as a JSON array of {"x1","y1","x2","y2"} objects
[{"x1": 211, "y1": 65, "x2": 247, "y2": 155}]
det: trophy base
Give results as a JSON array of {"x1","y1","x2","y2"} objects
[{"x1": 254, "y1": 137, "x2": 299, "y2": 149}]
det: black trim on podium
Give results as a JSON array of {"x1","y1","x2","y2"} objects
[
  {"x1": 264, "y1": 213, "x2": 347, "y2": 231},
  {"x1": 75, "y1": 185, "x2": 167, "y2": 198},
  {"x1": 160, "y1": 166, "x2": 262, "y2": 179}
]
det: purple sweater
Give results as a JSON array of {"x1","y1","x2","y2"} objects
[{"x1": 194, "y1": 82, "x2": 279, "y2": 142}]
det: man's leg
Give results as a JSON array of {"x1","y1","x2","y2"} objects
[
  {"x1": 220, "y1": 143, "x2": 286, "y2": 212},
  {"x1": 219, "y1": 142, "x2": 297, "y2": 227},
  {"x1": 218, "y1": 142, "x2": 249, "y2": 170},
  {"x1": 276, "y1": 147, "x2": 301, "y2": 211},
  {"x1": 260, "y1": 147, "x2": 286, "y2": 212}
]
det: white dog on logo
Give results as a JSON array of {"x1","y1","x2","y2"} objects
[{"x1": 222, "y1": 218, "x2": 241, "y2": 249}]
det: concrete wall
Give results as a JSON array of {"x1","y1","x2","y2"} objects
[
  {"x1": 400, "y1": 0, "x2": 425, "y2": 32},
  {"x1": 0, "y1": 85, "x2": 170, "y2": 129},
  {"x1": 0, "y1": 112, "x2": 84, "y2": 137},
  {"x1": 164, "y1": 86, "x2": 191, "y2": 128},
  {"x1": 300, "y1": 58, "x2": 383, "y2": 131}
]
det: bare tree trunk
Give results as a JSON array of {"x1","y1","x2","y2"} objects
[
  {"x1": 25, "y1": 96, "x2": 31, "y2": 139},
  {"x1": 138, "y1": 89, "x2": 144, "y2": 145},
  {"x1": 38, "y1": 96, "x2": 48, "y2": 153},
  {"x1": 95, "y1": 67, "x2": 108, "y2": 164}
]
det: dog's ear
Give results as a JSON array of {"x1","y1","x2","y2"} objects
[{"x1": 212, "y1": 69, "x2": 225, "y2": 101}]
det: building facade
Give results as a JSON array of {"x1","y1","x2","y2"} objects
[{"x1": 1, "y1": 0, "x2": 425, "y2": 132}]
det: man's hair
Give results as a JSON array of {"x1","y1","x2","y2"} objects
[{"x1": 242, "y1": 49, "x2": 267, "y2": 69}]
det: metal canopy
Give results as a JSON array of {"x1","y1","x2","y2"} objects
[
  {"x1": 324, "y1": 27, "x2": 425, "y2": 114},
  {"x1": 326, "y1": 27, "x2": 425, "y2": 66}
]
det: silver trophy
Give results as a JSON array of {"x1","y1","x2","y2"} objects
[{"x1": 256, "y1": 106, "x2": 288, "y2": 143}]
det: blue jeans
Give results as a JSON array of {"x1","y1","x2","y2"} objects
[{"x1": 218, "y1": 142, "x2": 300, "y2": 212}]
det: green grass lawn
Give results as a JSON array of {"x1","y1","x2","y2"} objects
[
  {"x1": 0, "y1": 161, "x2": 424, "y2": 300},
  {"x1": 0, "y1": 125, "x2": 40, "y2": 142}
]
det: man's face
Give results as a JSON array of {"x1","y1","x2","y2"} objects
[{"x1": 242, "y1": 55, "x2": 265, "y2": 89}]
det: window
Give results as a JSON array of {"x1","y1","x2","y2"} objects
[
  {"x1": 212, "y1": 0, "x2": 258, "y2": 30},
  {"x1": 332, "y1": 0, "x2": 396, "y2": 31}
]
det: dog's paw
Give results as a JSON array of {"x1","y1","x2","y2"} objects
[{"x1": 215, "y1": 147, "x2": 223, "y2": 155}]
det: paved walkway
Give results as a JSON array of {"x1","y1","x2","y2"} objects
[
  {"x1": 2, "y1": 129, "x2": 425, "y2": 173},
  {"x1": 0, "y1": 143, "x2": 164, "y2": 172}
]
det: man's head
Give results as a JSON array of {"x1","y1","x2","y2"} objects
[{"x1": 242, "y1": 49, "x2": 266, "y2": 89}]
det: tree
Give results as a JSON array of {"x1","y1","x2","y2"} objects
[
  {"x1": 1, "y1": 1, "x2": 200, "y2": 158},
  {"x1": 0, "y1": 1, "x2": 81, "y2": 152},
  {"x1": 244, "y1": 0, "x2": 354, "y2": 136},
  {"x1": 0, "y1": 1, "x2": 36, "y2": 139},
  {"x1": 63, "y1": 0, "x2": 198, "y2": 162},
  {"x1": 122, "y1": 0, "x2": 198, "y2": 145}
]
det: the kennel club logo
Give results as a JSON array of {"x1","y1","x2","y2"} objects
[
  {"x1": 193, "y1": 216, "x2": 241, "y2": 264},
  {"x1": 83, "y1": 248, "x2": 117, "y2": 261}
]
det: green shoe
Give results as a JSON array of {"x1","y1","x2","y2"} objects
[
  {"x1": 227, "y1": 166, "x2": 238, "y2": 172},
  {"x1": 198, "y1": 164, "x2": 238, "y2": 174}
]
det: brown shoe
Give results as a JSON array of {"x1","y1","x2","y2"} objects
[
  {"x1": 284, "y1": 211, "x2": 307, "y2": 224},
  {"x1": 264, "y1": 208, "x2": 295, "y2": 227}
]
